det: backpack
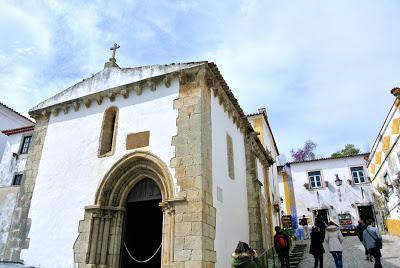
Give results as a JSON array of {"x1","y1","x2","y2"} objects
[{"x1": 276, "y1": 234, "x2": 288, "y2": 249}]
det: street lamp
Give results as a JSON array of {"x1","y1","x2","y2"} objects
[{"x1": 334, "y1": 174, "x2": 343, "y2": 186}]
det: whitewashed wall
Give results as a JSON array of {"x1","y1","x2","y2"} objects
[
  {"x1": 260, "y1": 121, "x2": 281, "y2": 226},
  {"x1": 211, "y1": 94, "x2": 249, "y2": 268},
  {"x1": 290, "y1": 155, "x2": 373, "y2": 224},
  {"x1": 21, "y1": 80, "x2": 179, "y2": 268},
  {"x1": 0, "y1": 106, "x2": 33, "y2": 157},
  {"x1": 0, "y1": 187, "x2": 19, "y2": 257},
  {"x1": 0, "y1": 133, "x2": 29, "y2": 186},
  {"x1": 0, "y1": 131, "x2": 31, "y2": 259},
  {"x1": 0, "y1": 106, "x2": 32, "y2": 131}
]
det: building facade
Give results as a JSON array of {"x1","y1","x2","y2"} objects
[
  {"x1": 367, "y1": 88, "x2": 400, "y2": 236},
  {"x1": 282, "y1": 154, "x2": 374, "y2": 231},
  {"x1": 0, "y1": 56, "x2": 277, "y2": 268},
  {"x1": 278, "y1": 165, "x2": 297, "y2": 229},
  {"x1": 248, "y1": 109, "x2": 282, "y2": 247},
  {"x1": 0, "y1": 103, "x2": 35, "y2": 259}
]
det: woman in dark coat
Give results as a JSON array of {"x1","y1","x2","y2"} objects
[{"x1": 309, "y1": 226, "x2": 325, "y2": 268}]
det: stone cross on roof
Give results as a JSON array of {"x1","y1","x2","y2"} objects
[
  {"x1": 104, "y1": 43, "x2": 120, "y2": 68},
  {"x1": 110, "y1": 43, "x2": 120, "y2": 60}
]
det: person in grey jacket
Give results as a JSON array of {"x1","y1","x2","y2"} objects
[
  {"x1": 362, "y1": 219, "x2": 382, "y2": 268},
  {"x1": 325, "y1": 221, "x2": 344, "y2": 268}
]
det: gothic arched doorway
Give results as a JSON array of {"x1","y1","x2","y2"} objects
[
  {"x1": 73, "y1": 151, "x2": 177, "y2": 268},
  {"x1": 121, "y1": 178, "x2": 163, "y2": 267}
]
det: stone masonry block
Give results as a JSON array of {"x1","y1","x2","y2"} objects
[{"x1": 184, "y1": 236, "x2": 203, "y2": 250}]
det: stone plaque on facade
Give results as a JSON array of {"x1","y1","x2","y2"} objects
[{"x1": 126, "y1": 131, "x2": 150, "y2": 150}]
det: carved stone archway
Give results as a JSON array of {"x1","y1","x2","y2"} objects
[{"x1": 73, "y1": 151, "x2": 176, "y2": 268}]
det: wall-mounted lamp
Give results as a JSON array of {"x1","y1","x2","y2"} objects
[{"x1": 334, "y1": 174, "x2": 343, "y2": 186}]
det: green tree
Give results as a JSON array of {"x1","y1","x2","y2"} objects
[{"x1": 331, "y1": 144, "x2": 360, "y2": 158}]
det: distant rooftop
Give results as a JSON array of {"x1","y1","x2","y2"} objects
[{"x1": 284, "y1": 153, "x2": 370, "y2": 165}]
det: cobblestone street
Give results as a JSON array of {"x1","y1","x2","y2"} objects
[{"x1": 298, "y1": 235, "x2": 400, "y2": 268}]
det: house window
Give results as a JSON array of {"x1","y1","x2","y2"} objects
[
  {"x1": 351, "y1": 166, "x2": 366, "y2": 184},
  {"x1": 308, "y1": 171, "x2": 322, "y2": 188},
  {"x1": 12, "y1": 174, "x2": 23, "y2": 186},
  {"x1": 226, "y1": 134, "x2": 235, "y2": 180},
  {"x1": 19, "y1": 135, "x2": 32, "y2": 154},
  {"x1": 99, "y1": 107, "x2": 118, "y2": 156}
]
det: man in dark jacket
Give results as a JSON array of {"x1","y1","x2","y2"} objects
[
  {"x1": 356, "y1": 219, "x2": 371, "y2": 261},
  {"x1": 315, "y1": 214, "x2": 327, "y2": 240},
  {"x1": 274, "y1": 226, "x2": 290, "y2": 268}
]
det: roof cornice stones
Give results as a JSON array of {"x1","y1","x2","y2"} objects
[
  {"x1": 28, "y1": 71, "x2": 179, "y2": 120},
  {"x1": 28, "y1": 62, "x2": 274, "y2": 167}
]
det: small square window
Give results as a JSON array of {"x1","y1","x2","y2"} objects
[
  {"x1": 351, "y1": 167, "x2": 366, "y2": 184},
  {"x1": 12, "y1": 174, "x2": 23, "y2": 186},
  {"x1": 19, "y1": 136, "x2": 32, "y2": 154},
  {"x1": 308, "y1": 171, "x2": 322, "y2": 189}
]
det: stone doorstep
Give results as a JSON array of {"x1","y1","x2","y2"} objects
[{"x1": 0, "y1": 263, "x2": 34, "y2": 268}]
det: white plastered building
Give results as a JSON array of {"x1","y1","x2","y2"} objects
[
  {"x1": 1, "y1": 57, "x2": 276, "y2": 268},
  {"x1": 0, "y1": 103, "x2": 34, "y2": 259},
  {"x1": 283, "y1": 154, "x2": 375, "y2": 228}
]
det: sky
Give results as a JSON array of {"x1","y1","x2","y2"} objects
[{"x1": 0, "y1": 0, "x2": 399, "y2": 160}]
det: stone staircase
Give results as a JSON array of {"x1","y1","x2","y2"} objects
[{"x1": 289, "y1": 243, "x2": 307, "y2": 268}]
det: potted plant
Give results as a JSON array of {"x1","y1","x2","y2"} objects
[
  {"x1": 347, "y1": 179, "x2": 353, "y2": 185},
  {"x1": 304, "y1": 182, "x2": 310, "y2": 189},
  {"x1": 325, "y1": 181, "x2": 329, "y2": 187}
]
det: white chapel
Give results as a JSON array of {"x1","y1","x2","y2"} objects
[{"x1": 0, "y1": 46, "x2": 277, "y2": 268}]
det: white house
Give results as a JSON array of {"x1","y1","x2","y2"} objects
[
  {"x1": 0, "y1": 103, "x2": 34, "y2": 259},
  {"x1": 368, "y1": 88, "x2": 400, "y2": 236},
  {"x1": 1, "y1": 52, "x2": 276, "y2": 268},
  {"x1": 283, "y1": 154, "x2": 375, "y2": 230}
]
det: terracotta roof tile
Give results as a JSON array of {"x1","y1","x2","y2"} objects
[{"x1": 2, "y1": 125, "x2": 35, "y2": 136}]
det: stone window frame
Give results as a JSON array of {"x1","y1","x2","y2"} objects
[
  {"x1": 18, "y1": 134, "x2": 32, "y2": 155},
  {"x1": 98, "y1": 106, "x2": 119, "y2": 157},
  {"x1": 226, "y1": 133, "x2": 235, "y2": 180},
  {"x1": 12, "y1": 172, "x2": 24, "y2": 186}
]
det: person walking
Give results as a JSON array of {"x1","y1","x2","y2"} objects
[
  {"x1": 325, "y1": 221, "x2": 344, "y2": 268},
  {"x1": 301, "y1": 215, "x2": 309, "y2": 239},
  {"x1": 231, "y1": 241, "x2": 264, "y2": 268},
  {"x1": 356, "y1": 219, "x2": 372, "y2": 261},
  {"x1": 363, "y1": 219, "x2": 383, "y2": 268},
  {"x1": 309, "y1": 226, "x2": 325, "y2": 268},
  {"x1": 274, "y1": 226, "x2": 290, "y2": 268},
  {"x1": 315, "y1": 214, "x2": 327, "y2": 241}
]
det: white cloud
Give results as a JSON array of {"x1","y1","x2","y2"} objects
[{"x1": 0, "y1": 0, "x2": 398, "y2": 159}]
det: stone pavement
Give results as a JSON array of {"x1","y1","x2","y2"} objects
[{"x1": 298, "y1": 235, "x2": 400, "y2": 268}]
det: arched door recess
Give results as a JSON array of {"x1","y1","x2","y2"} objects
[
  {"x1": 121, "y1": 178, "x2": 162, "y2": 267},
  {"x1": 73, "y1": 151, "x2": 178, "y2": 268}
]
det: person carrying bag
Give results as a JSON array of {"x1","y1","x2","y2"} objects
[{"x1": 362, "y1": 219, "x2": 383, "y2": 268}]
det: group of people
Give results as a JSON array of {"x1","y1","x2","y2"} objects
[
  {"x1": 231, "y1": 217, "x2": 383, "y2": 268},
  {"x1": 309, "y1": 217, "x2": 382, "y2": 268},
  {"x1": 231, "y1": 226, "x2": 291, "y2": 268}
]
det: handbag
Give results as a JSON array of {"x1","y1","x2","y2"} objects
[{"x1": 365, "y1": 228, "x2": 383, "y2": 249}]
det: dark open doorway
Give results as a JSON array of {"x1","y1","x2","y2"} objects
[
  {"x1": 121, "y1": 178, "x2": 162, "y2": 268},
  {"x1": 313, "y1": 209, "x2": 329, "y2": 225},
  {"x1": 358, "y1": 205, "x2": 375, "y2": 223}
]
